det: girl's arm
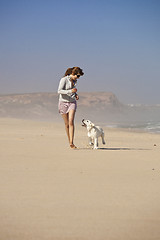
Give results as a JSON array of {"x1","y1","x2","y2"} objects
[{"x1": 58, "y1": 78, "x2": 72, "y2": 95}]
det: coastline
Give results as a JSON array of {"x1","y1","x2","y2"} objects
[{"x1": 0, "y1": 118, "x2": 160, "y2": 240}]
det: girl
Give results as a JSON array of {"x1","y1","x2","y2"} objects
[{"x1": 58, "y1": 67, "x2": 84, "y2": 149}]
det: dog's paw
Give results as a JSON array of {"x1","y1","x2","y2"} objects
[
  {"x1": 89, "y1": 142, "x2": 94, "y2": 146},
  {"x1": 94, "y1": 146, "x2": 98, "y2": 150}
]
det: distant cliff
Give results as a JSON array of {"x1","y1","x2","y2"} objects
[
  {"x1": 0, "y1": 92, "x2": 124, "y2": 121},
  {"x1": 1, "y1": 92, "x2": 159, "y2": 123}
]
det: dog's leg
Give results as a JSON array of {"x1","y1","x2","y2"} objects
[
  {"x1": 101, "y1": 133, "x2": 106, "y2": 145},
  {"x1": 94, "y1": 138, "x2": 98, "y2": 149},
  {"x1": 89, "y1": 137, "x2": 93, "y2": 146}
]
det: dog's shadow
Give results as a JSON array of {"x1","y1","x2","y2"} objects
[{"x1": 98, "y1": 147, "x2": 150, "y2": 151}]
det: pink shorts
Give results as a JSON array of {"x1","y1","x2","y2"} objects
[{"x1": 58, "y1": 101, "x2": 77, "y2": 114}]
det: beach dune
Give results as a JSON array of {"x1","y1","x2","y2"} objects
[{"x1": 0, "y1": 118, "x2": 160, "y2": 240}]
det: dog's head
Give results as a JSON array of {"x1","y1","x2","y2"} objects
[{"x1": 82, "y1": 119, "x2": 95, "y2": 130}]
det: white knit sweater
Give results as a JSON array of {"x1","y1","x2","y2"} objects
[{"x1": 57, "y1": 76, "x2": 77, "y2": 102}]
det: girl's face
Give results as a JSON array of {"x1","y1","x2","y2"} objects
[{"x1": 71, "y1": 74, "x2": 80, "y2": 81}]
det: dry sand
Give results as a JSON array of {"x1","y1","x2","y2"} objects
[{"x1": 0, "y1": 118, "x2": 160, "y2": 240}]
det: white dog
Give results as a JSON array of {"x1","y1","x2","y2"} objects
[{"x1": 82, "y1": 119, "x2": 105, "y2": 149}]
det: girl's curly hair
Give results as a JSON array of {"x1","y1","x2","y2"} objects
[{"x1": 64, "y1": 67, "x2": 84, "y2": 76}]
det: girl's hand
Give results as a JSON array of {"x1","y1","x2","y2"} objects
[
  {"x1": 75, "y1": 94, "x2": 79, "y2": 100},
  {"x1": 72, "y1": 88, "x2": 77, "y2": 93}
]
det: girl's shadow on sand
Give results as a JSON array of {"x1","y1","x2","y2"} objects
[{"x1": 78, "y1": 147, "x2": 151, "y2": 151}]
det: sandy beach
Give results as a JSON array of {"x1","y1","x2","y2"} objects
[{"x1": 0, "y1": 118, "x2": 160, "y2": 240}]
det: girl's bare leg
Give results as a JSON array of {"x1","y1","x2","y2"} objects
[
  {"x1": 61, "y1": 113, "x2": 70, "y2": 143},
  {"x1": 68, "y1": 109, "x2": 76, "y2": 145},
  {"x1": 61, "y1": 110, "x2": 76, "y2": 148}
]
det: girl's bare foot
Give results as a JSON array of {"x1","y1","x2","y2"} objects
[{"x1": 70, "y1": 144, "x2": 77, "y2": 149}]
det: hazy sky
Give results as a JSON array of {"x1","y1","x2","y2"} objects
[{"x1": 0, "y1": 0, "x2": 160, "y2": 104}]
